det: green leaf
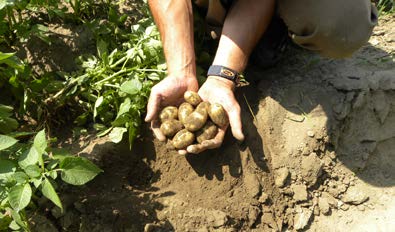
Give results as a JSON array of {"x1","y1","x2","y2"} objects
[
  {"x1": 51, "y1": 148, "x2": 71, "y2": 162},
  {"x1": 60, "y1": 157, "x2": 102, "y2": 185},
  {"x1": 33, "y1": 129, "x2": 47, "y2": 154},
  {"x1": 93, "y1": 96, "x2": 104, "y2": 119},
  {"x1": 109, "y1": 127, "x2": 127, "y2": 143},
  {"x1": 23, "y1": 165, "x2": 41, "y2": 178},
  {"x1": 13, "y1": 172, "x2": 28, "y2": 184},
  {"x1": 41, "y1": 178, "x2": 62, "y2": 210},
  {"x1": 0, "y1": 52, "x2": 15, "y2": 61},
  {"x1": 120, "y1": 79, "x2": 142, "y2": 95},
  {"x1": 0, "y1": 160, "x2": 16, "y2": 181},
  {"x1": 18, "y1": 146, "x2": 39, "y2": 168},
  {"x1": 0, "y1": 135, "x2": 18, "y2": 151},
  {"x1": 8, "y1": 183, "x2": 32, "y2": 211}
]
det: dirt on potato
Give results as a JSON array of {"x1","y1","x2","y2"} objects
[{"x1": 30, "y1": 14, "x2": 395, "y2": 232}]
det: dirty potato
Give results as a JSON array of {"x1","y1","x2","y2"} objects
[
  {"x1": 208, "y1": 103, "x2": 228, "y2": 127},
  {"x1": 183, "y1": 103, "x2": 208, "y2": 132},
  {"x1": 196, "y1": 121, "x2": 218, "y2": 143},
  {"x1": 159, "y1": 106, "x2": 178, "y2": 122},
  {"x1": 184, "y1": 91, "x2": 202, "y2": 106},
  {"x1": 196, "y1": 101, "x2": 210, "y2": 112},
  {"x1": 172, "y1": 129, "x2": 195, "y2": 149},
  {"x1": 178, "y1": 102, "x2": 194, "y2": 124},
  {"x1": 160, "y1": 119, "x2": 183, "y2": 137}
]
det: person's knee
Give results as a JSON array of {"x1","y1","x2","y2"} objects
[{"x1": 279, "y1": 0, "x2": 378, "y2": 58}]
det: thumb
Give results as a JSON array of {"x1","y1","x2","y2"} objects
[
  {"x1": 227, "y1": 105, "x2": 245, "y2": 141},
  {"x1": 145, "y1": 91, "x2": 161, "y2": 122}
]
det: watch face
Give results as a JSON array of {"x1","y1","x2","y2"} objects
[{"x1": 220, "y1": 68, "x2": 235, "y2": 78}]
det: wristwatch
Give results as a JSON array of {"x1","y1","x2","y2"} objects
[{"x1": 207, "y1": 65, "x2": 241, "y2": 86}]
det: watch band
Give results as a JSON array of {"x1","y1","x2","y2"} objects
[{"x1": 207, "y1": 65, "x2": 240, "y2": 85}]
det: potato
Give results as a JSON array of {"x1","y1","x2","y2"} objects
[
  {"x1": 208, "y1": 103, "x2": 228, "y2": 127},
  {"x1": 178, "y1": 102, "x2": 194, "y2": 124},
  {"x1": 196, "y1": 121, "x2": 218, "y2": 143},
  {"x1": 160, "y1": 119, "x2": 183, "y2": 137},
  {"x1": 172, "y1": 129, "x2": 195, "y2": 149},
  {"x1": 183, "y1": 104, "x2": 208, "y2": 132},
  {"x1": 196, "y1": 101, "x2": 210, "y2": 112},
  {"x1": 159, "y1": 106, "x2": 178, "y2": 122},
  {"x1": 184, "y1": 91, "x2": 202, "y2": 106}
]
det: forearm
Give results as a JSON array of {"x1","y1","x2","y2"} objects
[
  {"x1": 148, "y1": 0, "x2": 196, "y2": 78},
  {"x1": 213, "y1": 0, "x2": 275, "y2": 73}
]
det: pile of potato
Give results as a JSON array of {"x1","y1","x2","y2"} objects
[{"x1": 159, "y1": 91, "x2": 228, "y2": 150}]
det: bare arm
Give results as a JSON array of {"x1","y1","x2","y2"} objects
[
  {"x1": 148, "y1": 0, "x2": 196, "y2": 78},
  {"x1": 145, "y1": 0, "x2": 199, "y2": 135}
]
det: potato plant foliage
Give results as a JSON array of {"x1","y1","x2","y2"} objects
[
  {"x1": 0, "y1": 0, "x2": 163, "y2": 230},
  {"x1": 0, "y1": 105, "x2": 102, "y2": 231}
]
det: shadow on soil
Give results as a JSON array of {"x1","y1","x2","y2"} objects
[
  {"x1": 55, "y1": 129, "x2": 176, "y2": 231},
  {"x1": 245, "y1": 42, "x2": 395, "y2": 188}
]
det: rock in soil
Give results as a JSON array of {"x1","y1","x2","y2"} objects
[
  {"x1": 341, "y1": 186, "x2": 369, "y2": 205},
  {"x1": 293, "y1": 207, "x2": 313, "y2": 231}
]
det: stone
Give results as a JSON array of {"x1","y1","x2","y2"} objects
[
  {"x1": 274, "y1": 167, "x2": 289, "y2": 188},
  {"x1": 294, "y1": 207, "x2": 313, "y2": 231},
  {"x1": 307, "y1": 130, "x2": 315, "y2": 138},
  {"x1": 292, "y1": 184, "x2": 308, "y2": 202},
  {"x1": 301, "y1": 153, "x2": 323, "y2": 187},
  {"x1": 341, "y1": 186, "x2": 369, "y2": 205}
]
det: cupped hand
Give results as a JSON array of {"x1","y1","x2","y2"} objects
[
  {"x1": 145, "y1": 75, "x2": 199, "y2": 141},
  {"x1": 180, "y1": 75, "x2": 245, "y2": 154}
]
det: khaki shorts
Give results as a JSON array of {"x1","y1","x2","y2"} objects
[{"x1": 200, "y1": 0, "x2": 378, "y2": 58}]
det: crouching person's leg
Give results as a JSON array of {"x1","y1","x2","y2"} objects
[{"x1": 278, "y1": 0, "x2": 378, "y2": 58}]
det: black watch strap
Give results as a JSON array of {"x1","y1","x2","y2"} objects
[{"x1": 207, "y1": 65, "x2": 240, "y2": 85}]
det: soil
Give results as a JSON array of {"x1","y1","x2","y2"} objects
[{"x1": 26, "y1": 12, "x2": 395, "y2": 232}]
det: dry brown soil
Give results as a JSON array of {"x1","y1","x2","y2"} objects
[{"x1": 28, "y1": 14, "x2": 395, "y2": 232}]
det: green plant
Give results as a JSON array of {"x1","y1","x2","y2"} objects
[
  {"x1": 0, "y1": 105, "x2": 102, "y2": 231},
  {"x1": 377, "y1": 0, "x2": 394, "y2": 14}
]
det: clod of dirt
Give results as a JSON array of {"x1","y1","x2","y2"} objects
[
  {"x1": 341, "y1": 186, "x2": 369, "y2": 205},
  {"x1": 318, "y1": 197, "x2": 331, "y2": 215},
  {"x1": 206, "y1": 210, "x2": 228, "y2": 228},
  {"x1": 261, "y1": 211, "x2": 277, "y2": 229},
  {"x1": 244, "y1": 173, "x2": 262, "y2": 198},
  {"x1": 292, "y1": 184, "x2": 308, "y2": 202},
  {"x1": 248, "y1": 206, "x2": 261, "y2": 227},
  {"x1": 259, "y1": 192, "x2": 269, "y2": 204},
  {"x1": 301, "y1": 153, "x2": 323, "y2": 187},
  {"x1": 293, "y1": 207, "x2": 313, "y2": 231},
  {"x1": 274, "y1": 167, "x2": 290, "y2": 188}
]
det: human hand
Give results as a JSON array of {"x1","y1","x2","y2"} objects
[
  {"x1": 145, "y1": 75, "x2": 199, "y2": 141},
  {"x1": 180, "y1": 75, "x2": 244, "y2": 154}
]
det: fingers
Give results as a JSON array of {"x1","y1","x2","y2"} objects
[
  {"x1": 145, "y1": 87, "x2": 161, "y2": 122},
  {"x1": 186, "y1": 129, "x2": 225, "y2": 154},
  {"x1": 151, "y1": 120, "x2": 166, "y2": 142},
  {"x1": 227, "y1": 105, "x2": 245, "y2": 141}
]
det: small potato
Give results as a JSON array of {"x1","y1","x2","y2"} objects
[
  {"x1": 183, "y1": 106, "x2": 208, "y2": 132},
  {"x1": 172, "y1": 129, "x2": 195, "y2": 149},
  {"x1": 196, "y1": 121, "x2": 218, "y2": 143},
  {"x1": 159, "y1": 106, "x2": 178, "y2": 122},
  {"x1": 208, "y1": 103, "x2": 228, "y2": 127},
  {"x1": 160, "y1": 119, "x2": 183, "y2": 137},
  {"x1": 184, "y1": 91, "x2": 202, "y2": 106},
  {"x1": 196, "y1": 101, "x2": 210, "y2": 112},
  {"x1": 178, "y1": 102, "x2": 194, "y2": 124}
]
